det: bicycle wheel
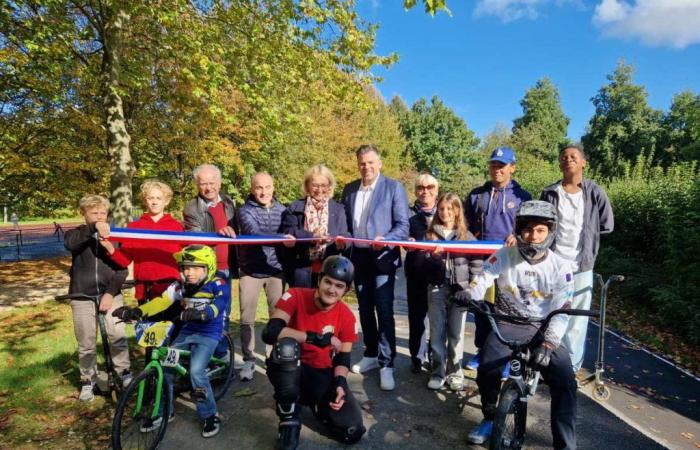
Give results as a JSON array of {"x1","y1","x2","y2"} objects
[
  {"x1": 490, "y1": 384, "x2": 527, "y2": 450},
  {"x1": 210, "y1": 333, "x2": 235, "y2": 401},
  {"x1": 112, "y1": 367, "x2": 172, "y2": 450}
]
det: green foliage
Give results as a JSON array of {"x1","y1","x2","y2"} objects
[
  {"x1": 659, "y1": 90, "x2": 700, "y2": 164},
  {"x1": 582, "y1": 61, "x2": 663, "y2": 178},
  {"x1": 394, "y1": 95, "x2": 480, "y2": 180},
  {"x1": 596, "y1": 155, "x2": 700, "y2": 344},
  {"x1": 512, "y1": 77, "x2": 570, "y2": 161},
  {"x1": 403, "y1": 0, "x2": 451, "y2": 16}
]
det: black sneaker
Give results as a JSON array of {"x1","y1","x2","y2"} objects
[
  {"x1": 201, "y1": 414, "x2": 221, "y2": 438},
  {"x1": 276, "y1": 420, "x2": 300, "y2": 450}
]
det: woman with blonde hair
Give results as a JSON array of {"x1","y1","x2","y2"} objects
[
  {"x1": 413, "y1": 192, "x2": 483, "y2": 391},
  {"x1": 107, "y1": 180, "x2": 184, "y2": 304},
  {"x1": 281, "y1": 164, "x2": 349, "y2": 287}
]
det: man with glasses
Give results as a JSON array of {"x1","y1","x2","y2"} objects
[
  {"x1": 463, "y1": 147, "x2": 531, "y2": 369},
  {"x1": 184, "y1": 164, "x2": 237, "y2": 358},
  {"x1": 404, "y1": 174, "x2": 439, "y2": 373}
]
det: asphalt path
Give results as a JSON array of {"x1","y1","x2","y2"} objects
[{"x1": 158, "y1": 298, "x2": 670, "y2": 450}]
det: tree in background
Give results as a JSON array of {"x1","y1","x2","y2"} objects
[
  {"x1": 659, "y1": 91, "x2": 700, "y2": 164},
  {"x1": 394, "y1": 95, "x2": 480, "y2": 182},
  {"x1": 512, "y1": 77, "x2": 570, "y2": 161},
  {"x1": 582, "y1": 61, "x2": 662, "y2": 178}
]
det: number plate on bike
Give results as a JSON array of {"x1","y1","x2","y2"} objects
[
  {"x1": 135, "y1": 321, "x2": 174, "y2": 348},
  {"x1": 162, "y1": 348, "x2": 181, "y2": 367}
]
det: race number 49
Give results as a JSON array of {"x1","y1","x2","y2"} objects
[{"x1": 162, "y1": 348, "x2": 181, "y2": 367}]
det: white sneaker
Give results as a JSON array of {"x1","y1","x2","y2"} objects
[
  {"x1": 351, "y1": 357, "x2": 379, "y2": 374},
  {"x1": 379, "y1": 367, "x2": 395, "y2": 391},
  {"x1": 79, "y1": 381, "x2": 95, "y2": 402},
  {"x1": 239, "y1": 361, "x2": 255, "y2": 381},
  {"x1": 427, "y1": 376, "x2": 445, "y2": 390},
  {"x1": 447, "y1": 376, "x2": 464, "y2": 391}
]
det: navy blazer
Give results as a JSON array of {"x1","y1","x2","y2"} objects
[
  {"x1": 341, "y1": 174, "x2": 410, "y2": 271},
  {"x1": 280, "y1": 198, "x2": 349, "y2": 269}
]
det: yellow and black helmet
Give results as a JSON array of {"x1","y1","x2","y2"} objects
[{"x1": 174, "y1": 244, "x2": 218, "y2": 285}]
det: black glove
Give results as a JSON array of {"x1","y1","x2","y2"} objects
[
  {"x1": 306, "y1": 331, "x2": 333, "y2": 348},
  {"x1": 334, "y1": 375, "x2": 349, "y2": 394},
  {"x1": 452, "y1": 290, "x2": 472, "y2": 307},
  {"x1": 531, "y1": 342, "x2": 555, "y2": 368},
  {"x1": 112, "y1": 306, "x2": 143, "y2": 322},
  {"x1": 180, "y1": 308, "x2": 208, "y2": 322}
]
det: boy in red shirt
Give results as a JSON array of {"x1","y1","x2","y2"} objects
[{"x1": 262, "y1": 255, "x2": 365, "y2": 450}]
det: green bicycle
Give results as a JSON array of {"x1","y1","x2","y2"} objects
[{"x1": 111, "y1": 320, "x2": 234, "y2": 450}]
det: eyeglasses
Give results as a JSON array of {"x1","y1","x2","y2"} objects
[
  {"x1": 416, "y1": 185, "x2": 436, "y2": 192},
  {"x1": 310, "y1": 183, "x2": 330, "y2": 189}
]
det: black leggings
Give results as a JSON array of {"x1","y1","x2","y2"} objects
[{"x1": 267, "y1": 361, "x2": 365, "y2": 443}]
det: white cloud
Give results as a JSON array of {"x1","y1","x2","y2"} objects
[
  {"x1": 473, "y1": 0, "x2": 549, "y2": 22},
  {"x1": 473, "y1": 0, "x2": 581, "y2": 23},
  {"x1": 593, "y1": 0, "x2": 700, "y2": 49}
]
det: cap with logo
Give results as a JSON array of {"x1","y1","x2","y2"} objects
[{"x1": 489, "y1": 146, "x2": 516, "y2": 165}]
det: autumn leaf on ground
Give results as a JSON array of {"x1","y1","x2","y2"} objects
[{"x1": 681, "y1": 432, "x2": 694, "y2": 440}]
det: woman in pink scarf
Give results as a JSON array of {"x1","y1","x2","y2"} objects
[{"x1": 281, "y1": 164, "x2": 349, "y2": 287}]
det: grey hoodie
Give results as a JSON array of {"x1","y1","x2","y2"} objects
[{"x1": 540, "y1": 178, "x2": 614, "y2": 272}]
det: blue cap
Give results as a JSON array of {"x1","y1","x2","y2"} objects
[{"x1": 490, "y1": 146, "x2": 516, "y2": 164}]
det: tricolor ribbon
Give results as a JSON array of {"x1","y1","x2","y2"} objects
[{"x1": 108, "y1": 228, "x2": 502, "y2": 256}]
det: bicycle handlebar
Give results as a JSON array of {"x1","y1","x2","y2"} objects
[{"x1": 468, "y1": 300, "x2": 599, "y2": 349}]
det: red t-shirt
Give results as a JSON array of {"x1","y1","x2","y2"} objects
[
  {"x1": 208, "y1": 202, "x2": 230, "y2": 271},
  {"x1": 110, "y1": 213, "x2": 184, "y2": 300},
  {"x1": 275, "y1": 288, "x2": 357, "y2": 369}
]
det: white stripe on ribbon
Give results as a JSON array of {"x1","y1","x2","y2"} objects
[{"x1": 108, "y1": 228, "x2": 503, "y2": 255}]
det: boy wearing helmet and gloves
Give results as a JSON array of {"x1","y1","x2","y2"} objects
[
  {"x1": 455, "y1": 201, "x2": 576, "y2": 449},
  {"x1": 113, "y1": 244, "x2": 230, "y2": 438},
  {"x1": 262, "y1": 255, "x2": 365, "y2": 450}
]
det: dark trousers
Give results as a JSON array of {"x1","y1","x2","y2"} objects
[
  {"x1": 290, "y1": 266, "x2": 320, "y2": 289},
  {"x1": 476, "y1": 323, "x2": 577, "y2": 450},
  {"x1": 267, "y1": 362, "x2": 364, "y2": 441},
  {"x1": 352, "y1": 249, "x2": 397, "y2": 368},
  {"x1": 406, "y1": 274, "x2": 429, "y2": 365}
]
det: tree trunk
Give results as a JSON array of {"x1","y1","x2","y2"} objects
[{"x1": 102, "y1": 7, "x2": 134, "y2": 227}]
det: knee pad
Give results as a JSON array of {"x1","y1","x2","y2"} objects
[
  {"x1": 270, "y1": 337, "x2": 300, "y2": 371},
  {"x1": 332, "y1": 424, "x2": 366, "y2": 444}
]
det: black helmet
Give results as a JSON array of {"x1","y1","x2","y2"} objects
[
  {"x1": 514, "y1": 200, "x2": 557, "y2": 263},
  {"x1": 320, "y1": 255, "x2": 354, "y2": 285}
]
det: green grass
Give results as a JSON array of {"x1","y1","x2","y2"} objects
[{"x1": 0, "y1": 280, "x2": 280, "y2": 448}]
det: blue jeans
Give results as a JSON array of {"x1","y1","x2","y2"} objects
[
  {"x1": 352, "y1": 249, "x2": 397, "y2": 368},
  {"x1": 214, "y1": 269, "x2": 232, "y2": 356},
  {"x1": 165, "y1": 333, "x2": 219, "y2": 420}
]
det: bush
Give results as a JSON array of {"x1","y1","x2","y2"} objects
[{"x1": 596, "y1": 156, "x2": 700, "y2": 344}]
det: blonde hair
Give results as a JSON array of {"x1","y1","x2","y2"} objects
[
  {"x1": 303, "y1": 164, "x2": 336, "y2": 197},
  {"x1": 79, "y1": 194, "x2": 110, "y2": 213},
  {"x1": 140, "y1": 180, "x2": 173, "y2": 206},
  {"x1": 426, "y1": 193, "x2": 469, "y2": 241},
  {"x1": 414, "y1": 173, "x2": 439, "y2": 191}
]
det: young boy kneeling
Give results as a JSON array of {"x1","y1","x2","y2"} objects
[{"x1": 114, "y1": 244, "x2": 230, "y2": 438}]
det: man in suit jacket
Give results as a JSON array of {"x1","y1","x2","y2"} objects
[{"x1": 341, "y1": 144, "x2": 409, "y2": 391}]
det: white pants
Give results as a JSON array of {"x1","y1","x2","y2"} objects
[{"x1": 562, "y1": 270, "x2": 594, "y2": 372}]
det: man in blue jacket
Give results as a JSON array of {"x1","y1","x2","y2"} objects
[
  {"x1": 463, "y1": 146, "x2": 532, "y2": 369},
  {"x1": 237, "y1": 171, "x2": 289, "y2": 381},
  {"x1": 342, "y1": 144, "x2": 409, "y2": 391}
]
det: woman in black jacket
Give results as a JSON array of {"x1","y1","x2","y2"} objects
[{"x1": 281, "y1": 164, "x2": 349, "y2": 287}]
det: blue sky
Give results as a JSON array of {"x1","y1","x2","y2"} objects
[{"x1": 357, "y1": 0, "x2": 700, "y2": 140}]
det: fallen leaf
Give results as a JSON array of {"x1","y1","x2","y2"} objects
[
  {"x1": 232, "y1": 388, "x2": 257, "y2": 397},
  {"x1": 629, "y1": 404, "x2": 640, "y2": 410},
  {"x1": 681, "y1": 432, "x2": 694, "y2": 440}
]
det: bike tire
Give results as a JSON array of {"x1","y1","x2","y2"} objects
[
  {"x1": 210, "y1": 333, "x2": 235, "y2": 401},
  {"x1": 490, "y1": 384, "x2": 527, "y2": 450},
  {"x1": 112, "y1": 367, "x2": 172, "y2": 450}
]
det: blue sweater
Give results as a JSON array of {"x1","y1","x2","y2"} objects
[{"x1": 464, "y1": 180, "x2": 532, "y2": 241}]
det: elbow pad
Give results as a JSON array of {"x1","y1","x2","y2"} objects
[
  {"x1": 332, "y1": 351, "x2": 352, "y2": 369},
  {"x1": 262, "y1": 318, "x2": 286, "y2": 345}
]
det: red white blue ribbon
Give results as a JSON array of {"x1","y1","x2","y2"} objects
[{"x1": 108, "y1": 228, "x2": 502, "y2": 255}]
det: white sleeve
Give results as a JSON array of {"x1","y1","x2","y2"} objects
[
  {"x1": 468, "y1": 249, "x2": 507, "y2": 301},
  {"x1": 544, "y1": 265, "x2": 575, "y2": 346}
]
